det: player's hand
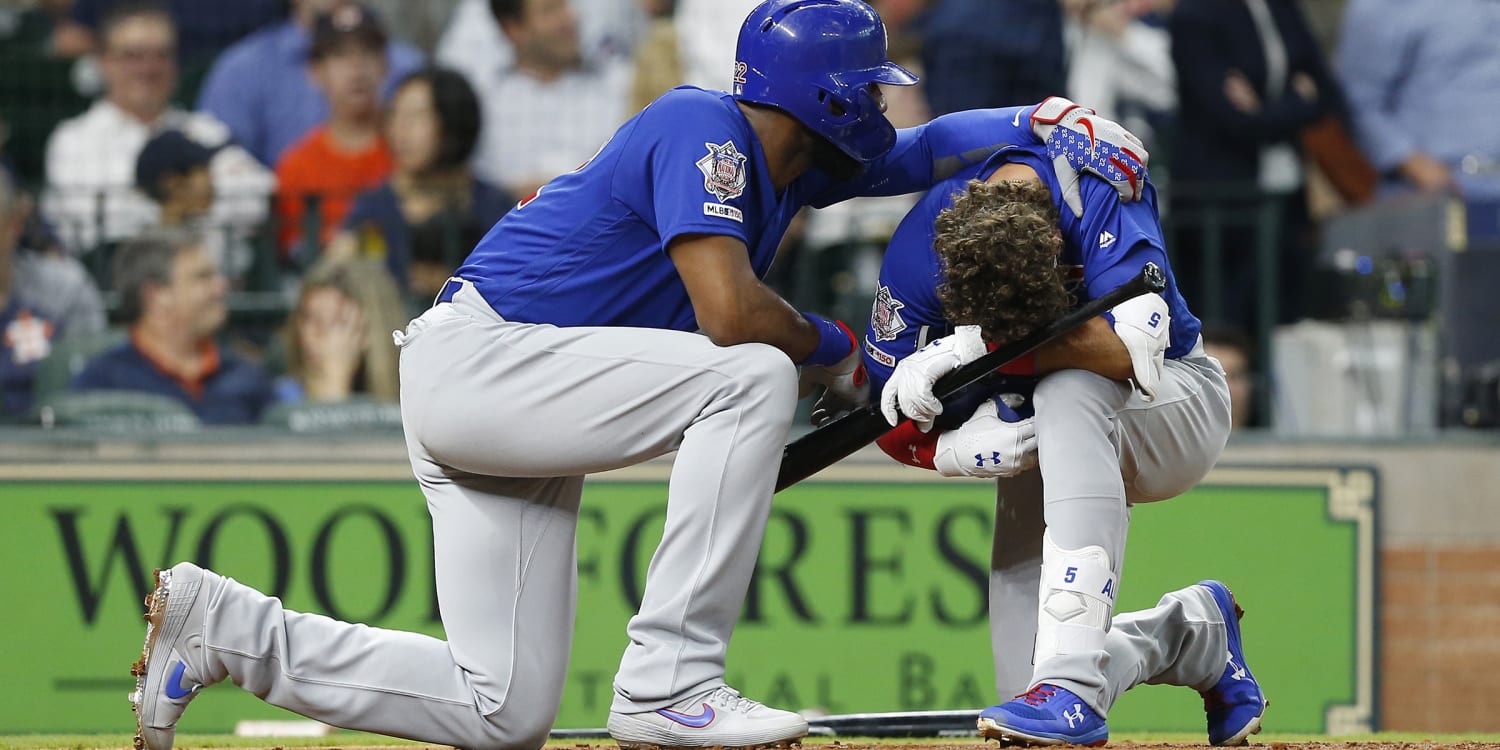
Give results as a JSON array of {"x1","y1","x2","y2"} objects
[
  {"x1": 1030, "y1": 96, "x2": 1149, "y2": 217},
  {"x1": 880, "y1": 325, "x2": 988, "y2": 431},
  {"x1": 1110, "y1": 292, "x2": 1170, "y2": 401},
  {"x1": 804, "y1": 347, "x2": 869, "y2": 426},
  {"x1": 933, "y1": 396, "x2": 1038, "y2": 478}
]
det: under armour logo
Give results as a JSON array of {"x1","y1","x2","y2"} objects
[
  {"x1": 1063, "y1": 704, "x2": 1085, "y2": 728},
  {"x1": 974, "y1": 452, "x2": 1002, "y2": 467},
  {"x1": 1228, "y1": 654, "x2": 1246, "y2": 681}
]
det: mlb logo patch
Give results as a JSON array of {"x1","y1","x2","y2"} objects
[
  {"x1": 871, "y1": 284, "x2": 907, "y2": 342},
  {"x1": 697, "y1": 140, "x2": 748, "y2": 202}
]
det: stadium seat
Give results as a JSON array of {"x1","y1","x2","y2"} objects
[
  {"x1": 259, "y1": 396, "x2": 403, "y2": 433},
  {"x1": 38, "y1": 390, "x2": 200, "y2": 432},
  {"x1": 32, "y1": 329, "x2": 128, "y2": 407}
]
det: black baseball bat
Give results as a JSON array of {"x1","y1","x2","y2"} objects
[{"x1": 775, "y1": 262, "x2": 1166, "y2": 492}]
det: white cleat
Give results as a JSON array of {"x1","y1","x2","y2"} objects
[
  {"x1": 608, "y1": 686, "x2": 808, "y2": 750},
  {"x1": 130, "y1": 562, "x2": 214, "y2": 750}
]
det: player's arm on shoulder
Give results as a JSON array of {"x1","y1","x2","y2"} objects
[{"x1": 669, "y1": 232, "x2": 819, "y2": 357}]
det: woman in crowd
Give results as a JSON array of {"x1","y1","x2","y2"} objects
[
  {"x1": 277, "y1": 258, "x2": 405, "y2": 404},
  {"x1": 328, "y1": 67, "x2": 513, "y2": 298}
]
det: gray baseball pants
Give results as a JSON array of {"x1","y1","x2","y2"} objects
[
  {"x1": 988, "y1": 347, "x2": 1233, "y2": 712},
  {"x1": 189, "y1": 281, "x2": 799, "y2": 748}
]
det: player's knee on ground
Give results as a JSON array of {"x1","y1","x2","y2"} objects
[{"x1": 474, "y1": 709, "x2": 555, "y2": 750}]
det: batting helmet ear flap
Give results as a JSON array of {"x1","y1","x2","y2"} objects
[{"x1": 734, "y1": 0, "x2": 918, "y2": 165}]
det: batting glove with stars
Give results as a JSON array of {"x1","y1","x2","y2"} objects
[{"x1": 1030, "y1": 96, "x2": 1150, "y2": 217}]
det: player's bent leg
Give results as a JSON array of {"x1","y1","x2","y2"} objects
[
  {"x1": 1196, "y1": 581, "x2": 1268, "y2": 746},
  {"x1": 1026, "y1": 369, "x2": 1133, "y2": 706},
  {"x1": 1115, "y1": 349, "x2": 1232, "y2": 504},
  {"x1": 1089, "y1": 580, "x2": 1267, "y2": 746},
  {"x1": 978, "y1": 531, "x2": 1116, "y2": 746},
  {"x1": 130, "y1": 561, "x2": 562, "y2": 750},
  {"x1": 130, "y1": 465, "x2": 585, "y2": 750},
  {"x1": 610, "y1": 344, "x2": 806, "y2": 749},
  {"x1": 398, "y1": 285, "x2": 799, "y2": 479}
]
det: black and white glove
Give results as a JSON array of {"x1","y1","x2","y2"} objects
[
  {"x1": 1030, "y1": 96, "x2": 1150, "y2": 217},
  {"x1": 934, "y1": 396, "x2": 1038, "y2": 479},
  {"x1": 804, "y1": 345, "x2": 869, "y2": 426}
]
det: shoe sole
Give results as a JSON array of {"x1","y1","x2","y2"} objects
[
  {"x1": 615, "y1": 739, "x2": 804, "y2": 750},
  {"x1": 1216, "y1": 714, "x2": 1263, "y2": 747},
  {"x1": 130, "y1": 568, "x2": 171, "y2": 750},
  {"x1": 1198, "y1": 580, "x2": 1268, "y2": 747},
  {"x1": 977, "y1": 716, "x2": 1107, "y2": 747}
]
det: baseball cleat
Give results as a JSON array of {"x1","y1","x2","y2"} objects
[
  {"x1": 130, "y1": 562, "x2": 214, "y2": 750},
  {"x1": 1198, "y1": 580, "x2": 1268, "y2": 746},
  {"x1": 608, "y1": 685, "x2": 808, "y2": 750},
  {"x1": 977, "y1": 684, "x2": 1108, "y2": 747}
]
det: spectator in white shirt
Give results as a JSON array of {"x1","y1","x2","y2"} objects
[
  {"x1": 434, "y1": 0, "x2": 645, "y2": 97},
  {"x1": 43, "y1": 2, "x2": 274, "y2": 261},
  {"x1": 672, "y1": 0, "x2": 760, "y2": 91},
  {"x1": 1061, "y1": 0, "x2": 1176, "y2": 148},
  {"x1": 466, "y1": 0, "x2": 631, "y2": 199}
]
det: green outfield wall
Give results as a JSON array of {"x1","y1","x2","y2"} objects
[{"x1": 0, "y1": 466, "x2": 1375, "y2": 734}]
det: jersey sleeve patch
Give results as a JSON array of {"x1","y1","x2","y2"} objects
[
  {"x1": 696, "y1": 140, "x2": 748, "y2": 202},
  {"x1": 703, "y1": 202, "x2": 744, "y2": 222},
  {"x1": 871, "y1": 284, "x2": 908, "y2": 342},
  {"x1": 864, "y1": 338, "x2": 896, "y2": 368}
]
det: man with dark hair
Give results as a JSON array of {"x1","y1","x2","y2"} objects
[
  {"x1": 126, "y1": 3, "x2": 1150, "y2": 749},
  {"x1": 69, "y1": 228, "x2": 272, "y2": 423},
  {"x1": 435, "y1": 0, "x2": 645, "y2": 100},
  {"x1": 466, "y1": 0, "x2": 631, "y2": 197},
  {"x1": 862, "y1": 98, "x2": 1264, "y2": 746}
]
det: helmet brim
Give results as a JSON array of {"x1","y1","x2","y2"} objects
[{"x1": 837, "y1": 60, "x2": 920, "y2": 88}]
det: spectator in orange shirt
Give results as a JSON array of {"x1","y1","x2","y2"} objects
[{"x1": 274, "y1": 4, "x2": 394, "y2": 265}]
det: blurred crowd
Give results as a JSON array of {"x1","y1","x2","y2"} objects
[{"x1": 0, "y1": 0, "x2": 1495, "y2": 430}]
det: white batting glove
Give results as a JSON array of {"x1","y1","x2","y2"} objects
[
  {"x1": 934, "y1": 398, "x2": 1038, "y2": 479},
  {"x1": 1110, "y1": 292, "x2": 1171, "y2": 401},
  {"x1": 1030, "y1": 96, "x2": 1150, "y2": 217},
  {"x1": 880, "y1": 325, "x2": 988, "y2": 431},
  {"x1": 804, "y1": 347, "x2": 869, "y2": 426}
]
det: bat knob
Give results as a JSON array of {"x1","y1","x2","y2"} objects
[{"x1": 1142, "y1": 262, "x2": 1166, "y2": 293}]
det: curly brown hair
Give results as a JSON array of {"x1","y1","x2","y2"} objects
[{"x1": 934, "y1": 179, "x2": 1074, "y2": 345}]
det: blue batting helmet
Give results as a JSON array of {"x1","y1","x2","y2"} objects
[{"x1": 734, "y1": 0, "x2": 918, "y2": 165}]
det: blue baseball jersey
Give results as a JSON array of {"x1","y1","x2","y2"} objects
[
  {"x1": 863, "y1": 137, "x2": 1201, "y2": 397},
  {"x1": 456, "y1": 87, "x2": 1041, "y2": 331}
]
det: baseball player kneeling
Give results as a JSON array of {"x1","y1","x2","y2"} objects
[{"x1": 852, "y1": 98, "x2": 1268, "y2": 747}]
